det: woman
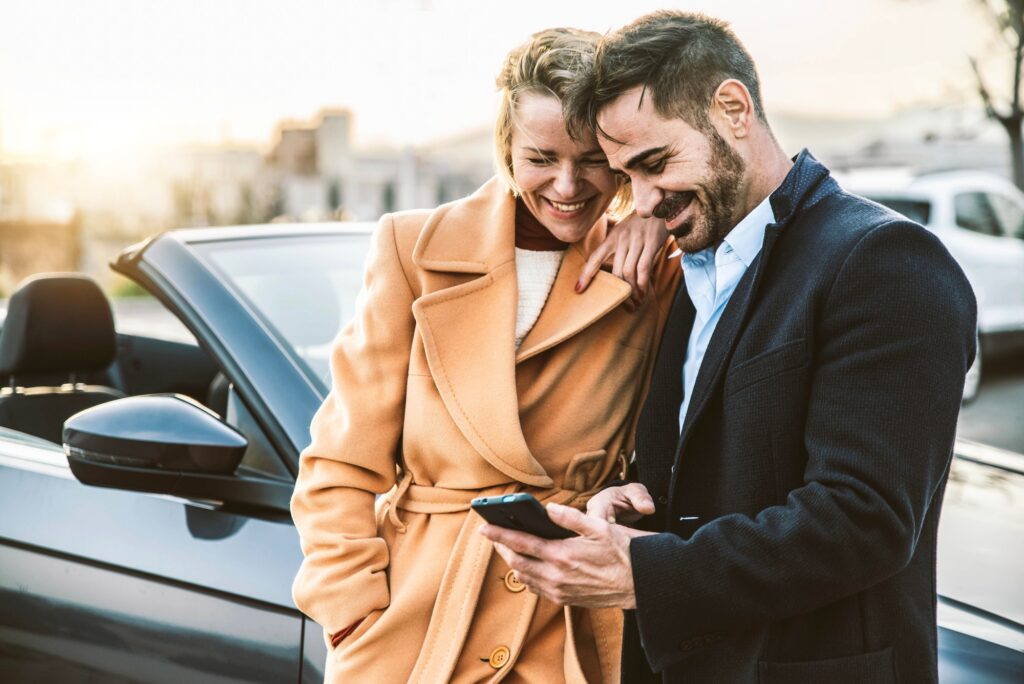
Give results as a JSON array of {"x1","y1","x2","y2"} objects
[{"x1": 291, "y1": 28, "x2": 678, "y2": 683}]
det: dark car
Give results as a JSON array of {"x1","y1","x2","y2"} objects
[{"x1": 0, "y1": 223, "x2": 1021, "y2": 682}]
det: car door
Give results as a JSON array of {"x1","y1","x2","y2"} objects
[
  {"x1": 945, "y1": 191, "x2": 1024, "y2": 337},
  {"x1": 0, "y1": 419, "x2": 305, "y2": 684}
]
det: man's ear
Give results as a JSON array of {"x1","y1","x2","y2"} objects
[{"x1": 711, "y1": 79, "x2": 753, "y2": 139}]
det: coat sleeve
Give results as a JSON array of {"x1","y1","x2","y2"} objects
[
  {"x1": 629, "y1": 220, "x2": 977, "y2": 670},
  {"x1": 290, "y1": 213, "x2": 416, "y2": 638}
]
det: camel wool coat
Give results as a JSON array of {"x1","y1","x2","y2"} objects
[{"x1": 291, "y1": 177, "x2": 680, "y2": 683}]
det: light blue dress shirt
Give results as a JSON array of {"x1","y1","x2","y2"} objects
[{"x1": 678, "y1": 195, "x2": 776, "y2": 429}]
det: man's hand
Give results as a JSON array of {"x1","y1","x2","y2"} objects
[
  {"x1": 586, "y1": 483, "x2": 656, "y2": 524},
  {"x1": 576, "y1": 213, "x2": 668, "y2": 309},
  {"x1": 479, "y1": 502, "x2": 654, "y2": 609}
]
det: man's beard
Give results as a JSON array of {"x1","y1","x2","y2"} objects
[{"x1": 658, "y1": 129, "x2": 745, "y2": 254}]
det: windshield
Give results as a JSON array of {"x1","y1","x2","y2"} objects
[{"x1": 194, "y1": 233, "x2": 372, "y2": 393}]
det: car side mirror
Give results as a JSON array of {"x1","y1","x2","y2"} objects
[
  {"x1": 64, "y1": 393, "x2": 246, "y2": 472},
  {"x1": 63, "y1": 394, "x2": 291, "y2": 513}
]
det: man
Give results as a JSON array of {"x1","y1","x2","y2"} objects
[{"x1": 480, "y1": 10, "x2": 977, "y2": 682}]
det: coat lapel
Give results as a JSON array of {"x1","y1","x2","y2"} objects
[
  {"x1": 677, "y1": 229, "x2": 778, "y2": 441},
  {"x1": 411, "y1": 178, "x2": 553, "y2": 487},
  {"x1": 676, "y1": 150, "x2": 834, "y2": 453},
  {"x1": 515, "y1": 240, "x2": 631, "y2": 364}
]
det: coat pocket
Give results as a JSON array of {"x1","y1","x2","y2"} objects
[
  {"x1": 331, "y1": 607, "x2": 386, "y2": 655},
  {"x1": 759, "y1": 646, "x2": 897, "y2": 684},
  {"x1": 725, "y1": 338, "x2": 806, "y2": 396}
]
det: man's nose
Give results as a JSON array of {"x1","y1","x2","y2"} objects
[
  {"x1": 632, "y1": 181, "x2": 661, "y2": 218},
  {"x1": 552, "y1": 165, "x2": 581, "y2": 198}
]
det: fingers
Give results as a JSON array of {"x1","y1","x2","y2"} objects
[
  {"x1": 611, "y1": 240, "x2": 626, "y2": 285},
  {"x1": 623, "y1": 483, "x2": 656, "y2": 515},
  {"x1": 577, "y1": 240, "x2": 613, "y2": 294},
  {"x1": 479, "y1": 524, "x2": 549, "y2": 559},
  {"x1": 546, "y1": 502, "x2": 605, "y2": 537},
  {"x1": 635, "y1": 242, "x2": 653, "y2": 294},
  {"x1": 586, "y1": 491, "x2": 618, "y2": 524}
]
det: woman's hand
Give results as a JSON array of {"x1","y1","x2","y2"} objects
[
  {"x1": 586, "y1": 483, "x2": 656, "y2": 525},
  {"x1": 575, "y1": 213, "x2": 669, "y2": 309}
]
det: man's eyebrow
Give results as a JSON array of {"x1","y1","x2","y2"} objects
[{"x1": 623, "y1": 146, "x2": 669, "y2": 171}]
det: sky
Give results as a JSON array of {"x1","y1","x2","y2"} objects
[{"x1": 0, "y1": 0, "x2": 999, "y2": 162}]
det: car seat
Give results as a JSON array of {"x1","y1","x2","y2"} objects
[{"x1": 0, "y1": 274, "x2": 125, "y2": 443}]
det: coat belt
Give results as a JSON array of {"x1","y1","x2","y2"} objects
[{"x1": 378, "y1": 471, "x2": 618, "y2": 683}]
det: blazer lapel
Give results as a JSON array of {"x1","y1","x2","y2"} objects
[
  {"x1": 515, "y1": 240, "x2": 632, "y2": 364},
  {"x1": 677, "y1": 225, "x2": 782, "y2": 443},
  {"x1": 411, "y1": 179, "x2": 553, "y2": 487}
]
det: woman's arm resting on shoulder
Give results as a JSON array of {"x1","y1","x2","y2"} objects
[
  {"x1": 576, "y1": 213, "x2": 669, "y2": 306},
  {"x1": 290, "y1": 213, "x2": 416, "y2": 641}
]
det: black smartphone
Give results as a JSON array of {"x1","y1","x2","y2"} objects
[{"x1": 471, "y1": 493, "x2": 578, "y2": 540}]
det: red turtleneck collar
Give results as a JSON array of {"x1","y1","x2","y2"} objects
[{"x1": 515, "y1": 198, "x2": 570, "y2": 251}]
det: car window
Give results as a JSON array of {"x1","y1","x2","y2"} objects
[
  {"x1": 985, "y1": 192, "x2": 1024, "y2": 240},
  {"x1": 867, "y1": 197, "x2": 932, "y2": 225},
  {"x1": 954, "y1": 192, "x2": 1002, "y2": 236},
  {"x1": 194, "y1": 234, "x2": 372, "y2": 393}
]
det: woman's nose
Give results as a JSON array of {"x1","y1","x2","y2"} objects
[{"x1": 552, "y1": 165, "x2": 581, "y2": 198}]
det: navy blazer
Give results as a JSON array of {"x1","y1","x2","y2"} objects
[{"x1": 625, "y1": 151, "x2": 977, "y2": 683}]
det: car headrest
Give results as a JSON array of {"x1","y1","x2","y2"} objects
[{"x1": 0, "y1": 273, "x2": 117, "y2": 377}]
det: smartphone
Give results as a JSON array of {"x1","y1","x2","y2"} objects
[{"x1": 471, "y1": 493, "x2": 577, "y2": 540}]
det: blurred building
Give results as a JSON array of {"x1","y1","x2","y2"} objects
[
  {"x1": 0, "y1": 102, "x2": 1017, "y2": 289},
  {"x1": 266, "y1": 110, "x2": 492, "y2": 221},
  {"x1": 770, "y1": 105, "x2": 1009, "y2": 176}
]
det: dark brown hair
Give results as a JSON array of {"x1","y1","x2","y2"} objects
[{"x1": 565, "y1": 11, "x2": 767, "y2": 139}]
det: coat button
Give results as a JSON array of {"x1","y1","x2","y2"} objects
[
  {"x1": 504, "y1": 570, "x2": 526, "y2": 593},
  {"x1": 489, "y1": 646, "x2": 511, "y2": 669},
  {"x1": 658, "y1": 495, "x2": 668, "y2": 505}
]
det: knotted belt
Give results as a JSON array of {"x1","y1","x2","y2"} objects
[{"x1": 377, "y1": 470, "x2": 621, "y2": 683}]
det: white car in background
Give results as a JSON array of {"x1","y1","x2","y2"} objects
[{"x1": 838, "y1": 169, "x2": 1024, "y2": 401}]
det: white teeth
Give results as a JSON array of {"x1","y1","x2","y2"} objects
[{"x1": 550, "y1": 199, "x2": 586, "y2": 212}]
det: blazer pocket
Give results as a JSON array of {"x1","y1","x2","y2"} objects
[
  {"x1": 759, "y1": 647, "x2": 897, "y2": 684},
  {"x1": 725, "y1": 338, "x2": 806, "y2": 396}
]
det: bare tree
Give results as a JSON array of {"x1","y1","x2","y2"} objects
[{"x1": 971, "y1": 0, "x2": 1024, "y2": 189}]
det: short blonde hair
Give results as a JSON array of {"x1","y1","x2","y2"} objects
[{"x1": 494, "y1": 27, "x2": 632, "y2": 218}]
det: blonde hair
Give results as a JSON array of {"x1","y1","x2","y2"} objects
[{"x1": 494, "y1": 27, "x2": 632, "y2": 218}]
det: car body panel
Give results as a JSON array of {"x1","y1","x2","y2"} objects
[{"x1": 0, "y1": 432, "x2": 303, "y2": 682}]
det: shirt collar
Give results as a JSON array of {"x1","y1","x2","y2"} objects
[{"x1": 723, "y1": 192, "x2": 775, "y2": 268}]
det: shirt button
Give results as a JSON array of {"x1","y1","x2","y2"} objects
[
  {"x1": 658, "y1": 495, "x2": 668, "y2": 505},
  {"x1": 489, "y1": 646, "x2": 511, "y2": 669},
  {"x1": 504, "y1": 570, "x2": 526, "y2": 593}
]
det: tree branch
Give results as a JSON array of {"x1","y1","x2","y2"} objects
[{"x1": 971, "y1": 55, "x2": 1005, "y2": 121}]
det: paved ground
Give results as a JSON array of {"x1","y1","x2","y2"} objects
[{"x1": 957, "y1": 355, "x2": 1024, "y2": 455}]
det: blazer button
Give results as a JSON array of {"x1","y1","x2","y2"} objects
[
  {"x1": 489, "y1": 646, "x2": 511, "y2": 669},
  {"x1": 504, "y1": 570, "x2": 526, "y2": 593}
]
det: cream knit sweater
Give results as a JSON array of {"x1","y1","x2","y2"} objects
[{"x1": 514, "y1": 247, "x2": 564, "y2": 349}]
